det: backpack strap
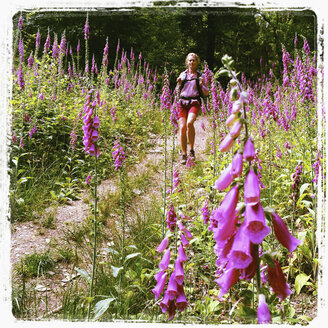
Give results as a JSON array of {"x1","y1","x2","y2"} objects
[{"x1": 180, "y1": 70, "x2": 205, "y2": 100}]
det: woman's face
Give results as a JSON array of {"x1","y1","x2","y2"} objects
[{"x1": 187, "y1": 55, "x2": 198, "y2": 71}]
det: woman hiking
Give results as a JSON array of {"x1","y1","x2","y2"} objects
[{"x1": 176, "y1": 53, "x2": 209, "y2": 165}]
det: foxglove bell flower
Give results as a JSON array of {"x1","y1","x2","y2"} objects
[
  {"x1": 239, "y1": 243, "x2": 257, "y2": 280},
  {"x1": 228, "y1": 225, "x2": 253, "y2": 269},
  {"x1": 212, "y1": 208, "x2": 238, "y2": 242},
  {"x1": 176, "y1": 285, "x2": 188, "y2": 311},
  {"x1": 177, "y1": 244, "x2": 187, "y2": 262},
  {"x1": 215, "y1": 263, "x2": 239, "y2": 299},
  {"x1": 215, "y1": 164, "x2": 233, "y2": 191},
  {"x1": 232, "y1": 152, "x2": 243, "y2": 178},
  {"x1": 232, "y1": 100, "x2": 242, "y2": 113},
  {"x1": 218, "y1": 184, "x2": 239, "y2": 219},
  {"x1": 243, "y1": 138, "x2": 255, "y2": 161},
  {"x1": 219, "y1": 133, "x2": 234, "y2": 152},
  {"x1": 244, "y1": 167, "x2": 261, "y2": 206},
  {"x1": 229, "y1": 119, "x2": 242, "y2": 138},
  {"x1": 157, "y1": 237, "x2": 169, "y2": 252},
  {"x1": 152, "y1": 272, "x2": 167, "y2": 300},
  {"x1": 159, "y1": 292, "x2": 170, "y2": 313},
  {"x1": 226, "y1": 113, "x2": 238, "y2": 128},
  {"x1": 174, "y1": 260, "x2": 184, "y2": 285},
  {"x1": 257, "y1": 294, "x2": 272, "y2": 324},
  {"x1": 267, "y1": 259, "x2": 291, "y2": 300},
  {"x1": 159, "y1": 249, "x2": 170, "y2": 270},
  {"x1": 271, "y1": 212, "x2": 301, "y2": 252},
  {"x1": 166, "y1": 271, "x2": 178, "y2": 300},
  {"x1": 243, "y1": 203, "x2": 270, "y2": 244}
]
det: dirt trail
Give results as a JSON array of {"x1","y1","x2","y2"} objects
[{"x1": 10, "y1": 115, "x2": 212, "y2": 265}]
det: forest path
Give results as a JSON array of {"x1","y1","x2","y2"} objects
[{"x1": 10, "y1": 114, "x2": 212, "y2": 265}]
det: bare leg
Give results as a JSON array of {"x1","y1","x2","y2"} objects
[
  {"x1": 179, "y1": 117, "x2": 187, "y2": 155},
  {"x1": 187, "y1": 112, "x2": 197, "y2": 151}
]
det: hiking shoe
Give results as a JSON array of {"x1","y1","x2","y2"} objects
[
  {"x1": 190, "y1": 149, "x2": 195, "y2": 159},
  {"x1": 181, "y1": 154, "x2": 187, "y2": 165}
]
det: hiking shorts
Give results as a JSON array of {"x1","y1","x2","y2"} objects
[{"x1": 177, "y1": 103, "x2": 201, "y2": 119}]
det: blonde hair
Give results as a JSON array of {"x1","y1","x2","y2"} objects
[{"x1": 185, "y1": 53, "x2": 200, "y2": 67}]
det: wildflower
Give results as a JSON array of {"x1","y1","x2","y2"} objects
[
  {"x1": 177, "y1": 244, "x2": 187, "y2": 262},
  {"x1": 239, "y1": 91, "x2": 249, "y2": 104},
  {"x1": 159, "y1": 248, "x2": 170, "y2": 270},
  {"x1": 112, "y1": 139, "x2": 126, "y2": 170},
  {"x1": 232, "y1": 100, "x2": 242, "y2": 113},
  {"x1": 201, "y1": 200, "x2": 210, "y2": 224},
  {"x1": 243, "y1": 138, "x2": 255, "y2": 161},
  {"x1": 85, "y1": 174, "x2": 92, "y2": 184},
  {"x1": 244, "y1": 167, "x2": 261, "y2": 206},
  {"x1": 176, "y1": 285, "x2": 188, "y2": 311},
  {"x1": 180, "y1": 233, "x2": 189, "y2": 246},
  {"x1": 20, "y1": 137, "x2": 24, "y2": 148},
  {"x1": 215, "y1": 164, "x2": 233, "y2": 191},
  {"x1": 174, "y1": 260, "x2": 184, "y2": 285},
  {"x1": 18, "y1": 14, "x2": 23, "y2": 29},
  {"x1": 271, "y1": 212, "x2": 301, "y2": 252},
  {"x1": 232, "y1": 152, "x2": 243, "y2": 178},
  {"x1": 12, "y1": 133, "x2": 18, "y2": 143},
  {"x1": 166, "y1": 203, "x2": 177, "y2": 232},
  {"x1": 157, "y1": 237, "x2": 169, "y2": 252},
  {"x1": 29, "y1": 125, "x2": 37, "y2": 139},
  {"x1": 36, "y1": 29, "x2": 41, "y2": 49},
  {"x1": 228, "y1": 225, "x2": 253, "y2": 269},
  {"x1": 226, "y1": 113, "x2": 238, "y2": 128},
  {"x1": 167, "y1": 299, "x2": 176, "y2": 321},
  {"x1": 166, "y1": 271, "x2": 178, "y2": 300},
  {"x1": 239, "y1": 243, "x2": 257, "y2": 280},
  {"x1": 215, "y1": 263, "x2": 239, "y2": 299},
  {"x1": 218, "y1": 133, "x2": 234, "y2": 152},
  {"x1": 159, "y1": 292, "x2": 170, "y2": 313},
  {"x1": 267, "y1": 259, "x2": 291, "y2": 300},
  {"x1": 257, "y1": 294, "x2": 272, "y2": 324},
  {"x1": 243, "y1": 203, "x2": 270, "y2": 244},
  {"x1": 186, "y1": 156, "x2": 195, "y2": 168},
  {"x1": 43, "y1": 31, "x2": 50, "y2": 54},
  {"x1": 152, "y1": 272, "x2": 167, "y2": 300},
  {"x1": 27, "y1": 52, "x2": 34, "y2": 67},
  {"x1": 84, "y1": 15, "x2": 90, "y2": 40},
  {"x1": 17, "y1": 64, "x2": 24, "y2": 90},
  {"x1": 229, "y1": 119, "x2": 242, "y2": 138}
]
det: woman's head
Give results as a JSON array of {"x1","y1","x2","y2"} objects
[{"x1": 185, "y1": 53, "x2": 200, "y2": 68}]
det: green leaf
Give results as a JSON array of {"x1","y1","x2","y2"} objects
[
  {"x1": 300, "y1": 183, "x2": 311, "y2": 196},
  {"x1": 295, "y1": 273, "x2": 310, "y2": 294},
  {"x1": 263, "y1": 253, "x2": 275, "y2": 268},
  {"x1": 125, "y1": 252, "x2": 141, "y2": 261},
  {"x1": 94, "y1": 297, "x2": 115, "y2": 320},
  {"x1": 75, "y1": 267, "x2": 91, "y2": 283},
  {"x1": 111, "y1": 265, "x2": 123, "y2": 277}
]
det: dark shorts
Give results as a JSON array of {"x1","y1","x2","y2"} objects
[{"x1": 177, "y1": 103, "x2": 201, "y2": 119}]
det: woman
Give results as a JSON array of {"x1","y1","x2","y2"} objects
[{"x1": 176, "y1": 53, "x2": 209, "y2": 165}]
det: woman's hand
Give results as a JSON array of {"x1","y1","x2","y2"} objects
[{"x1": 177, "y1": 76, "x2": 182, "y2": 84}]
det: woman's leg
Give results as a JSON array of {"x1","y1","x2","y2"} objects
[
  {"x1": 179, "y1": 117, "x2": 187, "y2": 155},
  {"x1": 187, "y1": 112, "x2": 197, "y2": 151}
]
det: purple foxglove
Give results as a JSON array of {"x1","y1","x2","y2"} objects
[
  {"x1": 218, "y1": 184, "x2": 239, "y2": 219},
  {"x1": 159, "y1": 248, "x2": 170, "y2": 270},
  {"x1": 174, "y1": 260, "x2": 184, "y2": 285},
  {"x1": 176, "y1": 285, "x2": 188, "y2": 311},
  {"x1": 180, "y1": 233, "x2": 189, "y2": 246},
  {"x1": 257, "y1": 294, "x2": 272, "y2": 324},
  {"x1": 232, "y1": 152, "x2": 243, "y2": 178},
  {"x1": 218, "y1": 133, "x2": 234, "y2": 152},
  {"x1": 91, "y1": 129, "x2": 99, "y2": 142},
  {"x1": 93, "y1": 115, "x2": 100, "y2": 128},
  {"x1": 183, "y1": 228, "x2": 193, "y2": 239},
  {"x1": 229, "y1": 119, "x2": 242, "y2": 138},
  {"x1": 228, "y1": 225, "x2": 253, "y2": 269},
  {"x1": 239, "y1": 243, "x2": 257, "y2": 281},
  {"x1": 239, "y1": 91, "x2": 249, "y2": 104},
  {"x1": 177, "y1": 244, "x2": 187, "y2": 262},
  {"x1": 243, "y1": 203, "x2": 270, "y2": 244},
  {"x1": 232, "y1": 100, "x2": 242, "y2": 114},
  {"x1": 166, "y1": 271, "x2": 178, "y2": 300},
  {"x1": 152, "y1": 271, "x2": 167, "y2": 300},
  {"x1": 243, "y1": 138, "x2": 255, "y2": 161},
  {"x1": 271, "y1": 212, "x2": 301, "y2": 252},
  {"x1": 154, "y1": 269, "x2": 165, "y2": 282},
  {"x1": 215, "y1": 164, "x2": 233, "y2": 191},
  {"x1": 159, "y1": 291, "x2": 170, "y2": 313},
  {"x1": 157, "y1": 237, "x2": 169, "y2": 252},
  {"x1": 267, "y1": 259, "x2": 291, "y2": 300},
  {"x1": 85, "y1": 174, "x2": 92, "y2": 184},
  {"x1": 168, "y1": 299, "x2": 176, "y2": 321},
  {"x1": 226, "y1": 113, "x2": 238, "y2": 128},
  {"x1": 214, "y1": 233, "x2": 235, "y2": 266},
  {"x1": 244, "y1": 167, "x2": 261, "y2": 206},
  {"x1": 213, "y1": 208, "x2": 238, "y2": 242},
  {"x1": 88, "y1": 143, "x2": 96, "y2": 156},
  {"x1": 215, "y1": 263, "x2": 239, "y2": 299}
]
